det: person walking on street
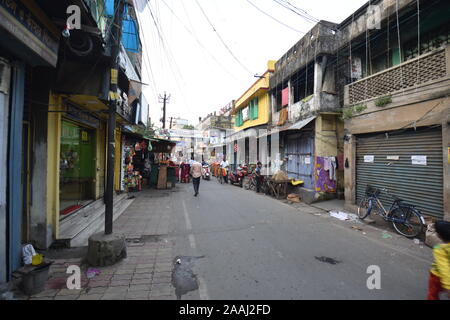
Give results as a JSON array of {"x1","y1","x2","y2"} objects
[
  {"x1": 427, "y1": 220, "x2": 450, "y2": 300},
  {"x1": 220, "y1": 158, "x2": 229, "y2": 184},
  {"x1": 255, "y1": 161, "x2": 263, "y2": 193},
  {"x1": 190, "y1": 160, "x2": 203, "y2": 197}
]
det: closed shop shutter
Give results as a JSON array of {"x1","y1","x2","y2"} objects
[
  {"x1": 356, "y1": 127, "x2": 443, "y2": 219},
  {"x1": 285, "y1": 132, "x2": 314, "y2": 189}
]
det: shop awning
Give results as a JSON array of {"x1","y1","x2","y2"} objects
[
  {"x1": 149, "y1": 137, "x2": 177, "y2": 153},
  {"x1": 256, "y1": 116, "x2": 317, "y2": 139},
  {"x1": 286, "y1": 115, "x2": 317, "y2": 130}
]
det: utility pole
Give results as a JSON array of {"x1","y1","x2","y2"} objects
[
  {"x1": 158, "y1": 92, "x2": 170, "y2": 129},
  {"x1": 105, "y1": 0, "x2": 125, "y2": 235},
  {"x1": 169, "y1": 117, "x2": 173, "y2": 129}
]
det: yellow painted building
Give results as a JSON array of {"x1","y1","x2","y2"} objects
[
  {"x1": 232, "y1": 61, "x2": 276, "y2": 131},
  {"x1": 46, "y1": 93, "x2": 123, "y2": 240}
]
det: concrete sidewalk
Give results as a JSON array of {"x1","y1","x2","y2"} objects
[{"x1": 24, "y1": 189, "x2": 179, "y2": 300}]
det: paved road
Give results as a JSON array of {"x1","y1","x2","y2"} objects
[{"x1": 168, "y1": 179, "x2": 433, "y2": 300}]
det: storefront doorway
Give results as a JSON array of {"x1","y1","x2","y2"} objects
[{"x1": 59, "y1": 120, "x2": 96, "y2": 216}]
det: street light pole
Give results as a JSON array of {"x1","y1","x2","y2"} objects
[{"x1": 105, "y1": 0, "x2": 125, "y2": 235}]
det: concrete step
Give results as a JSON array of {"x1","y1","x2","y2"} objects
[
  {"x1": 59, "y1": 193, "x2": 130, "y2": 246},
  {"x1": 69, "y1": 197, "x2": 134, "y2": 247}
]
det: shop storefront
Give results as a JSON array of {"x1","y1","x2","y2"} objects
[
  {"x1": 355, "y1": 127, "x2": 444, "y2": 219},
  {"x1": 149, "y1": 138, "x2": 177, "y2": 189},
  {"x1": 121, "y1": 133, "x2": 151, "y2": 192},
  {"x1": 59, "y1": 120, "x2": 97, "y2": 215},
  {"x1": 0, "y1": 0, "x2": 59, "y2": 282}
]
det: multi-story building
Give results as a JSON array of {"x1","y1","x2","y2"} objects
[
  {"x1": 230, "y1": 61, "x2": 276, "y2": 169},
  {"x1": 0, "y1": 0, "x2": 61, "y2": 285},
  {"x1": 1, "y1": 0, "x2": 146, "y2": 285},
  {"x1": 268, "y1": 23, "x2": 345, "y2": 203},
  {"x1": 196, "y1": 102, "x2": 234, "y2": 163},
  {"x1": 336, "y1": 0, "x2": 450, "y2": 221}
]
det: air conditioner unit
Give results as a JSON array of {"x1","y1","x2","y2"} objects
[{"x1": 0, "y1": 58, "x2": 11, "y2": 95}]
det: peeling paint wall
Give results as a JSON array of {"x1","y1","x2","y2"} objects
[{"x1": 30, "y1": 68, "x2": 54, "y2": 249}]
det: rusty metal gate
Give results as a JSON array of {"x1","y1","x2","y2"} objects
[{"x1": 356, "y1": 127, "x2": 443, "y2": 219}]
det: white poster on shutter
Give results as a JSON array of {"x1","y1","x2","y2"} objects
[
  {"x1": 411, "y1": 156, "x2": 427, "y2": 165},
  {"x1": 387, "y1": 155, "x2": 399, "y2": 160},
  {"x1": 305, "y1": 157, "x2": 311, "y2": 164},
  {"x1": 364, "y1": 155, "x2": 374, "y2": 163}
]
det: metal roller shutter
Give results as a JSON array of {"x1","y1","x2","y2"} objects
[
  {"x1": 285, "y1": 132, "x2": 314, "y2": 189},
  {"x1": 356, "y1": 127, "x2": 443, "y2": 219}
]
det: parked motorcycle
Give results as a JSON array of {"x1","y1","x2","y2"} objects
[
  {"x1": 228, "y1": 166, "x2": 245, "y2": 188},
  {"x1": 240, "y1": 164, "x2": 249, "y2": 176},
  {"x1": 202, "y1": 165, "x2": 211, "y2": 180}
]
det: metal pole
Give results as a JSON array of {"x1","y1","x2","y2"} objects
[
  {"x1": 105, "y1": 0, "x2": 124, "y2": 235},
  {"x1": 162, "y1": 93, "x2": 167, "y2": 129}
]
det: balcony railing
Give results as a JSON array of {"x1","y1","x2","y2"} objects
[{"x1": 345, "y1": 46, "x2": 449, "y2": 105}]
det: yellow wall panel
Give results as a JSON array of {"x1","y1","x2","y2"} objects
[{"x1": 47, "y1": 94, "x2": 62, "y2": 238}]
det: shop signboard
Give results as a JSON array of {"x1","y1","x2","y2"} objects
[
  {"x1": 0, "y1": 0, "x2": 59, "y2": 67},
  {"x1": 65, "y1": 103, "x2": 101, "y2": 129}
]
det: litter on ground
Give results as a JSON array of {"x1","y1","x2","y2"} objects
[
  {"x1": 382, "y1": 232, "x2": 393, "y2": 239},
  {"x1": 86, "y1": 268, "x2": 101, "y2": 279},
  {"x1": 329, "y1": 211, "x2": 359, "y2": 222}
]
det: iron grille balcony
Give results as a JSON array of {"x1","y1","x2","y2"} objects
[{"x1": 345, "y1": 46, "x2": 449, "y2": 106}]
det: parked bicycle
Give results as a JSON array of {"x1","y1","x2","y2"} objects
[
  {"x1": 357, "y1": 185, "x2": 426, "y2": 238},
  {"x1": 245, "y1": 173, "x2": 257, "y2": 191}
]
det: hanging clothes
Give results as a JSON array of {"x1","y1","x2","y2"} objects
[
  {"x1": 323, "y1": 157, "x2": 337, "y2": 181},
  {"x1": 330, "y1": 157, "x2": 337, "y2": 181}
]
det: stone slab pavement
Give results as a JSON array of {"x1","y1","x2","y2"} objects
[{"x1": 19, "y1": 188, "x2": 180, "y2": 300}]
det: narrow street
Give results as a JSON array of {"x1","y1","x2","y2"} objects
[{"x1": 165, "y1": 180, "x2": 431, "y2": 300}]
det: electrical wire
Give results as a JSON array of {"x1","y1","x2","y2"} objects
[
  {"x1": 194, "y1": 0, "x2": 254, "y2": 75},
  {"x1": 134, "y1": 5, "x2": 159, "y2": 95},
  {"x1": 146, "y1": 2, "x2": 193, "y2": 122},
  {"x1": 272, "y1": 0, "x2": 319, "y2": 25},
  {"x1": 244, "y1": 0, "x2": 306, "y2": 34},
  {"x1": 160, "y1": 0, "x2": 241, "y2": 82}
]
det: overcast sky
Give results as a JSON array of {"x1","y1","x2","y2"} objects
[{"x1": 136, "y1": 0, "x2": 368, "y2": 127}]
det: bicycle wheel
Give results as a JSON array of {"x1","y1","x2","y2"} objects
[
  {"x1": 390, "y1": 207, "x2": 424, "y2": 238},
  {"x1": 357, "y1": 197, "x2": 371, "y2": 219}
]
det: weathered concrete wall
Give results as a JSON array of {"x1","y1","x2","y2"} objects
[
  {"x1": 336, "y1": 0, "x2": 416, "y2": 50},
  {"x1": 271, "y1": 21, "x2": 339, "y2": 88},
  {"x1": 0, "y1": 64, "x2": 10, "y2": 283},
  {"x1": 346, "y1": 96, "x2": 450, "y2": 135},
  {"x1": 344, "y1": 134, "x2": 357, "y2": 210},
  {"x1": 30, "y1": 67, "x2": 54, "y2": 249},
  {"x1": 315, "y1": 115, "x2": 338, "y2": 157}
]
